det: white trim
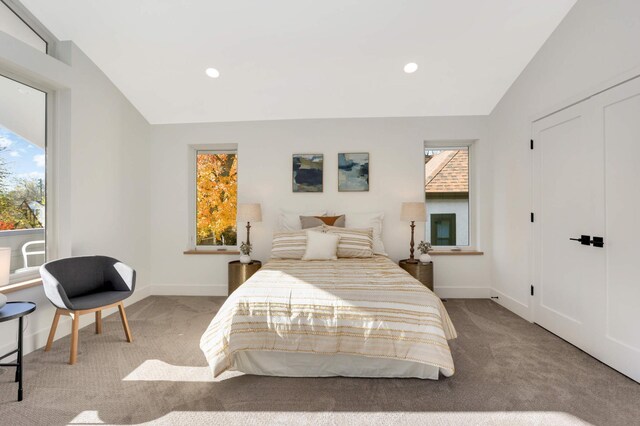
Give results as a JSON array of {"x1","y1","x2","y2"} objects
[
  {"x1": 490, "y1": 288, "x2": 531, "y2": 321},
  {"x1": 433, "y1": 286, "x2": 489, "y2": 299},
  {"x1": 530, "y1": 66, "x2": 640, "y2": 123},
  {"x1": 152, "y1": 283, "x2": 228, "y2": 296}
]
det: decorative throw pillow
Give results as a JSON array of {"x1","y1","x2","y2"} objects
[
  {"x1": 324, "y1": 226, "x2": 374, "y2": 258},
  {"x1": 302, "y1": 230, "x2": 340, "y2": 261},
  {"x1": 271, "y1": 230, "x2": 308, "y2": 259},
  {"x1": 300, "y1": 215, "x2": 345, "y2": 229},
  {"x1": 345, "y1": 212, "x2": 386, "y2": 255},
  {"x1": 278, "y1": 210, "x2": 327, "y2": 231}
]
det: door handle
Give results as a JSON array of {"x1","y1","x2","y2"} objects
[
  {"x1": 570, "y1": 235, "x2": 591, "y2": 246},
  {"x1": 569, "y1": 235, "x2": 604, "y2": 247}
]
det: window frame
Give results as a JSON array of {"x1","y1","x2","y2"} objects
[
  {"x1": 424, "y1": 139, "x2": 477, "y2": 250},
  {"x1": 1, "y1": 0, "x2": 59, "y2": 56},
  {"x1": 188, "y1": 144, "x2": 238, "y2": 251},
  {"x1": 0, "y1": 72, "x2": 53, "y2": 284}
]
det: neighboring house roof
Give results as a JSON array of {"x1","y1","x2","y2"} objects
[
  {"x1": 19, "y1": 200, "x2": 45, "y2": 228},
  {"x1": 425, "y1": 150, "x2": 468, "y2": 194}
]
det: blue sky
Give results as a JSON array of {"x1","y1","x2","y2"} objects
[{"x1": 0, "y1": 125, "x2": 45, "y2": 189}]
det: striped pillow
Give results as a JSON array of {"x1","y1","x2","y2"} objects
[
  {"x1": 323, "y1": 226, "x2": 374, "y2": 258},
  {"x1": 270, "y1": 230, "x2": 309, "y2": 259}
]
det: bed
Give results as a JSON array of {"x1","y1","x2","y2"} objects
[{"x1": 200, "y1": 256, "x2": 456, "y2": 379}]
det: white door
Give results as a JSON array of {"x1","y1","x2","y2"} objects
[
  {"x1": 533, "y1": 76, "x2": 640, "y2": 383},
  {"x1": 532, "y1": 100, "x2": 605, "y2": 355},
  {"x1": 590, "y1": 77, "x2": 640, "y2": 381}
]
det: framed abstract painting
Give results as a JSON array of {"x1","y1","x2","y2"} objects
[
  {"x1": 292, "y1": 154, "x2": 323, "y2": 192},
  {"x1": 338, "y1": 153, "x2": 369, "y2": 192}
]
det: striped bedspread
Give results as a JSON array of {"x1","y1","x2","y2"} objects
[{"x1": 200, "y1": 256, "x2": 457, "y2": 377}]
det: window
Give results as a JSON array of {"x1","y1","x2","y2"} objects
[
  {"x1": 0, "y1": 1, "x2": 47, "y2": 53},
  {"x1": 195, "y1": 150, "x2": 237, "y2": 247},
  {"x1": 0, "y1": 74, "x2": 47, "y2": 281},
  {"x1": 425, "y1": 144, "x2": 470, "y2": 247}
]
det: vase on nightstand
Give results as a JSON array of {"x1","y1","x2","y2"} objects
[
  {"x1": 419, "y1": 253, "x2": 432, "y2": 264},
  {"x1": 239, "y1": 254, "x2": 251, "y2": 264}
]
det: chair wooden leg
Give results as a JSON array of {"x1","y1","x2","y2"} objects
[
  {"x1": 69, "y1": 312, "x2": 79, "y2": 365},
  {"x1": 45, "y1": 309, "x2": 62, "y2": 351},
  {"x1": 95, "y1": 311, "x2": 102, "y2": 334},
  {"x1": 118, "y1": 302, "x2": 133, "y2": 343}
]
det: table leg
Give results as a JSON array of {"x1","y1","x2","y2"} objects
[{"x1": 17, "y1": 316, "x2": 23, "y2": 401}]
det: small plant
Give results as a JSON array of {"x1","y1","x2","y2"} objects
[
  {"x1": 240, "y1": 242, "x2": 252, "y2": 256},
  {"x1": 417, "y1": 241, "x2": 432, "y2": 254}
]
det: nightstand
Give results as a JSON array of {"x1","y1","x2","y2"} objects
[
  {"x1": 228, "y1": 260, "x2": 262, "y2": 294},
  {"x1": 399, "y1": 259, "x2": 434, "y2": 291}
]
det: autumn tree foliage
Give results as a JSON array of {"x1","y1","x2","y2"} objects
[{"x1": 196, "y1": 153, "x2": 237, "y2": 245}]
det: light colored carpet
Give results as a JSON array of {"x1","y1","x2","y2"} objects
[{"x1": 0, "y1": 296, "x2": 638, "y2": 426}]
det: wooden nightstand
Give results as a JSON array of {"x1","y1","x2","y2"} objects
[
  {"x1": 228, "y1": 260, "x2": 262, "y2": 294},
  {"x1": 399, "y1": 259, "x2": 434, "y2": 291}
]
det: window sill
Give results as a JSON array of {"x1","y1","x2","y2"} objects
[
  {"x1": 183, "y1": 250, "x2": 240, "y2": 255},
  {"x1": 430, "y1": 250, "x2": 484, "y2": 256},
  {"x1": 0, "y1": 278, "x2": 43, "y2": 294}
]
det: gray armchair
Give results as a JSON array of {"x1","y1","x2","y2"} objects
[{"x1": 40, "y1": 256, "x2": 136, "y2": 364}]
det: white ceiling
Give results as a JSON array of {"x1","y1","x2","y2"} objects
[{"x1": 22, "y1": 0, "x2": 576, "y2": 124}]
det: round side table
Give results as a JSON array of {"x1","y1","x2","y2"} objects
[
  {"x1": 228, "y1": 260, "x2": 262, "y2": 295},
  {"x1": 0, "y1": 301, "x2": 36, "y2": 401}
]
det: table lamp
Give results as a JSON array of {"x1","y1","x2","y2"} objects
[
  {"x1": 400, "y1": 202, "x2": 426, "y2": 263},
  {"x1": 237, "y1": 203, "x2": 262, "y2": 246}
]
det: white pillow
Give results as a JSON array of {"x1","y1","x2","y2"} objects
[
  {"x1": 278, "y1": 209, "x2": 327, "y2": 231},
  {"x1": 345, "y1": 212, "x2": 386, "y2": 255},
  {"x1": 302, "y1": 230, "x2": 340, "y2": 261}
]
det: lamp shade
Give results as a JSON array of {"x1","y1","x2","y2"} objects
[
  {"x1": 237, "y1": 203, "x2": 262, "y2": 222},
  {"x1": 400, "y1": 202, "x2": 426, "y2": 222},
  {"x1": 0, "y1": 247, "x2": 11, "y2": 287}
]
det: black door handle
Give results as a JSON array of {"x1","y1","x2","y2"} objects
[
  {"x1": 570, "y1": 235, "x2": 591, "y2": 246},
  {"x1": 569, "y1": 235, "x2": 604, "y2": 247}
]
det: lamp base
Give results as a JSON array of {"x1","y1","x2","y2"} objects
[{"x1": 405, "y1": 258, "x2": 419, "y2": 264}]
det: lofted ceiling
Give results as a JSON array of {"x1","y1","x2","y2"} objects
[{"x1": 21, "y1": 0, "x2": 576, "y2": 124}]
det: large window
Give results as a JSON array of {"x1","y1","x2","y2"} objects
[
  {"x1": 195, "y1": 151, "x2": 237, "y2": 247},
  {"x1": 425, "y1": 145, "x2": 470, "y2": 247},
  {"x1": 0, "y1": 74, "x2": 46, "y2": 280}
]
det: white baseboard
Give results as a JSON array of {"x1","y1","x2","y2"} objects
[
  {"x1": 151, "y1": 284, "x2": 227, "y2": 297},
  {"x1": 434, "y1": 286, "x2": 490, "y2": 299},
  {"x1": 490, "y1": 288, "x2": 531, "y2": 321},
  {"x1": 0, "y1": 284, "x2": 152, "y2": 362}
]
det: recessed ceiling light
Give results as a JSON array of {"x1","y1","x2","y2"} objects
[
  {"x1": 404, "y1": 63, "x2": 418, "y2": 74},
  {"x1": 205, "y1": 68, "x2": 220, "y2": 78}
]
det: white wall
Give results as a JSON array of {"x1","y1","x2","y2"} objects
[
  {"x1": 489, "y1": 0, "x2": 640, "y2": 319},
  {"x1": 0, "y1": 39, "x2": 151, "y2": 358},
  {"x1": 150, "y1": 116, "x2": 492, "y2": 299}
]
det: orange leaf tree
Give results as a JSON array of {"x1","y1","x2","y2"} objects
[{"x1": 196, "y1": 153, "x2": 237, "y2": 245}]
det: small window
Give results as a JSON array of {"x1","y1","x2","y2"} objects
[
  {"x1": 0, "y1": 1, "x2": 47, "y2": 53},
  {"x1": 195, "y1": 151, "x2": 237, "y2": 247},
  {"x1": 425, "y1": 146, "x2": 470, "y2": 247}
]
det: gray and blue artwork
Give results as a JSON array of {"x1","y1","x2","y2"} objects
[
  {"x1": 338, "y1": 153, "x2": 369, "y2": 192},
  {"x1": 293, "y1": 154, "x2": 323, "y2": 192}
]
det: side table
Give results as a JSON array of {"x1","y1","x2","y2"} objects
[
  {"x1": 0, "y1": 301, "x2": 36, "y2": 401},
  {"x1": 398, "y1": 259, "x2": 434, "y2": 292},
  {"x1": 228, "y1": 260, "x2": 262, "y2": 294}
]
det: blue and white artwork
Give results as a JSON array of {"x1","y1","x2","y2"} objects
[
  {"x1": 293, "y1": 154, "x2": 323, "y2": 192},
  {"x1": 338, "y1": 153, "x2": 369, "y2": 192}
]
